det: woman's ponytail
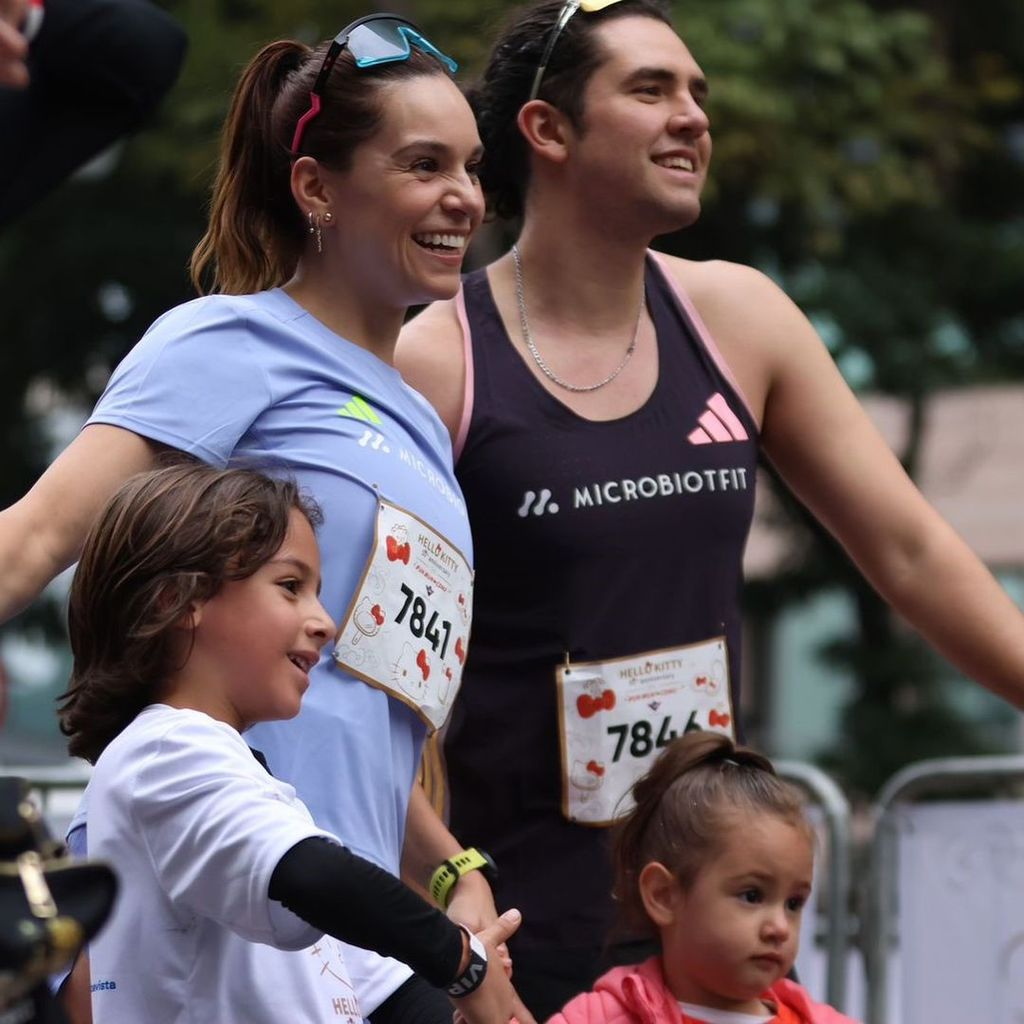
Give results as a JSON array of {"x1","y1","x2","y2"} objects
[{"x1": 190, "y1": 41, "x2": 309, "y2": 295}]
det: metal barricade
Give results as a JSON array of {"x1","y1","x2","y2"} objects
[
  {"x1": 864, "y1": 754, "x2": 1024, "y2": 1024},
  {"x1": 777, "y1": 759, "x2": 854, "y2": 1014}
]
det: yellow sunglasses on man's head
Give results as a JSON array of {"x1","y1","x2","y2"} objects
[{"x1": 527, "y1": 0, "x2": 627, "y2": 101}]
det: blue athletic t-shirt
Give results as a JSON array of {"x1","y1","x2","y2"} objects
[{"x1": 87, "y1": 287, "x2": 471, "y2": 875}]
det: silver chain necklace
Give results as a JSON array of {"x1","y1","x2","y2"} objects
[{"x1": 511, "y1": 244, "x2": 645, "y2": 394}]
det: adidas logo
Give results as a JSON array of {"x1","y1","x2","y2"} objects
[
  {"x1": 687, "y1": 393, "x2": 748, "y2": 445},
  {"x1": 338, "y1": 394, "x2": 382, "y2": 425}
]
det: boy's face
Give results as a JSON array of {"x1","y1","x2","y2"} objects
[
  {"x1": 179, "y1": 509, "x2": 335, "y2": 732},
  {"x1": 658, "y1": 813, "x2": 813, "y2": 1014},
  {"x1": 558, "y1": 16, "x2": 712, "y2": 237}
]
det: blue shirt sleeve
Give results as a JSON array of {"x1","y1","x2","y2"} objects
[{"x1": 87, "y1": 296, "x2": 273, "y2": 466}]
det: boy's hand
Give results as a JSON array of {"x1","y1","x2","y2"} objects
[
  {"x1": 448, "y1": 908, "x2": 524, "y2": 1024},
  {"x1": 447, "y1": 871, "x2": 513, "y2": 988}
]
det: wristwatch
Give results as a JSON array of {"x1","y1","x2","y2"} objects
[
  {"x1": 447, "y1": 925, "x2": 488, "y2": 998},
  {"x1": 429, "y1": 848, "x2": 497, "y2": 909}
]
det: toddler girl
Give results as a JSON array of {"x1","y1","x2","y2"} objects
[{"x1": 550, "y1": 732, "x2": 857, "y2": 1024}]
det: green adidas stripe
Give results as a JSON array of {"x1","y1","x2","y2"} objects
[
  {"x1": 337, "y1": 395, "x2": 383, "y2": 424},
  {"x1": 352, "y1": 395, "x2": 382, "y2": 424}
]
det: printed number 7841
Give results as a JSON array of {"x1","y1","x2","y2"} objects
[{"x1": 394, "y1": 583, "x2": 452, "y2": 658}]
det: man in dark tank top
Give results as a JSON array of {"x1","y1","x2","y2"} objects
[{"x1": 397, "y1": 1, "x2": 1024, "y2": 1018}]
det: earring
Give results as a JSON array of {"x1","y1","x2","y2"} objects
[{"x1": 307, "y1": 210, "x2": 323, "y2": 255}]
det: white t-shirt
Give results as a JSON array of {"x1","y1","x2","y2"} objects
[
  {"x1": 679, "y1": 1003, "x2": 773, "y2": 1023},
  {"x1": 86, "y1": 705, "x2": 362, "y2": 1024}
]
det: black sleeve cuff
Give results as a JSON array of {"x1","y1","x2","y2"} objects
[{"x1": 269, "y1": 836, "x2": 463, "y2": 988}]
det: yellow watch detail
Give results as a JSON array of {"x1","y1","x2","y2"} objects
[{"x1": 429, "y1": 848, "x2": 494, "y2": 909}]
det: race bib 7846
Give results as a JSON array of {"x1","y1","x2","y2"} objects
[{"x1": 556, "y1": 639, "x2": 734, "y2": 825}]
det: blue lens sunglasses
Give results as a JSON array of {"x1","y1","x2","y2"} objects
[{"x1": 291, "y1": 14, "x2": 458, "y2": 155}]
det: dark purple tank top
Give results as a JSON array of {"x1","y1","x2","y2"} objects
[{"x1": 446, "y1": 254, "x2": 759, "y2": 954}]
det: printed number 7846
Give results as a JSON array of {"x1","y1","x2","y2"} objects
[{"x1": 606, "y1": 714, "x2": 701, "y2": 762}]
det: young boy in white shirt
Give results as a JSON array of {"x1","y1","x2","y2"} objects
[{"x1": 59, "y1": 463, "x2": 517, "y2": 1024}]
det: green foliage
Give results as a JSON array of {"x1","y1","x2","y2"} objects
[{"x1": 682, "y1": 1, "x2": 971, "y2": 226}]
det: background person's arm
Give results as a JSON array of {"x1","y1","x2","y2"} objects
[
  {"x1": 0, "y1": 0, "x2": 187, "y2": 227},
  {"x1": 0, "y1": 0, "x2": 28, "y2": 87},
  {"x1": 0, "y1": 424, "x2": 162, "y2": 622},
  {"x1": 401, "y1": 782, "x2": 499, "y2": 929}
]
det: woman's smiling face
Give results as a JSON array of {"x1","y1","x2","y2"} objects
[{"x1": 320, "y1": 73, "x2": 485, "y2": 309}]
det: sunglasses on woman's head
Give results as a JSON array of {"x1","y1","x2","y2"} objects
[
  {"x1": 291, "y1": 15, "x2": 459, "y2": 155},
  {"x1": 528, "y1": 0, "x2": 627, "y2": 102}
]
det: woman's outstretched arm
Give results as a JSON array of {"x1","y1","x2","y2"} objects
[{"x1": 0, "y1": 424, "x2": 161, "y2": 622}]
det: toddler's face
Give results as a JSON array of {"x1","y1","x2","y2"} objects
[{"x1": 658, "y1": 812, "x2": 813, "y2": 1015}]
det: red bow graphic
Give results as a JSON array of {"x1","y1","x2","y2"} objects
[
  {"x1": 416, "y1": 649, "x2": 430, "y2": 681},
  {"x1": 709, "y1": 710, "x2": 731, "y2": 729},
  {"x1": 386, "y1": 535, "x2": 410, "y2": 564},
  {"x1": 695, "y1": 675, "x2": 709, "y2": 687},
  {"x1": 371, "y1": 604, "x2": 385, "y2": 626},
  {"x1": 586, "y1": 760, "x2": 605, "y2": 777},
  {"x1": 576, "y1": 689, "x2": 616, "y2": 720},
  {"x1": 455, "y1": 636, "x2": 466, "y2": 665}
]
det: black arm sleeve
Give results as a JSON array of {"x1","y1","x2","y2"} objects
[{"x1": 268, "y1": 837, "x2": 463, "y2": 989}]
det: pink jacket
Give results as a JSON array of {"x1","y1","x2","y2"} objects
[{"x1": 547, "y1": 957, "x2": 860, "y2": 1024}]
